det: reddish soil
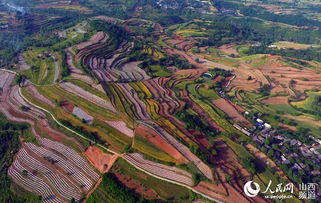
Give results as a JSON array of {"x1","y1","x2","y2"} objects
[
  {"x1": 166, "y1": 38, "x2": 195, "y2": 51},
  {"x1": 261, "y1": 96, "x2": 289, "y2": 104},
  {"x1": 204, "y1": 138, "x2": 268, "y2": 203},
  {"x1": 213, "y1": 75, "x2": 224, "y2": 83},
  {"x1": 258, "y1": 56, "x2": 321, "y2": 92},
  {"x1": 231, "y1": 66, "x2": 267, "y2": 92},
  {"x1": 199, "y1": 46, "x2": 208, "y2": 53},
  {"x1": 285, "y1": 114, "x2": 321, "y2": 128},
  {"x1": 164, "y1": 47, "x2": 205, "y2": 69},
  {"x1": 84, "y1": 146, "x2": 118, "y2": 173},
  {"x1": 193, "y1": 138, "x2": 268, "y2": 203},
  {"x1": 76, "y1": 31, "x2": 107, "y2": 50},
  {"x1": 113, "y1": 172, "x2": 159, "y2": 200},
  {"x1": 166, "y1": 66, "x2": 178, "y2": 72},
  {"x1": 278, "y1": 123, "x2": 297, "y2": 131},
  {"x1": 135, "y1": 124, "x2": 188, "y2": 164},
  {"x1": 219, "y1": 43, "x2": 239, "y2": 56},
  {"x1": 212, "y1": 98, "x2": 251, "y2": 126},
  {"x1": 192, "y1": 130, "x2": 211, "y2": 149},
  {"x1": 61, "y1": 100, "x2": 74, "y2": 112}
]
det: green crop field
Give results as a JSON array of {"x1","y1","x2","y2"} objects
[
  {"x1": 112, "y1": 158, "x2": 192, "y2": 201},
  {"x1": 36, "y1": 85, "x2": 117, "y2": 120},
  {"x1": 22, "y1": 48, "x2": 56, "y2": 85},
  {"x1": 3, "y1": 0, "x2": 321, "y2": 201},
  {"x1": 133, "y1": 133, "x2": 177, "y2": 163},
  {"x1": 292, "y1": 91, "x2": 321, "y2": 111},
  {"x1": 268, "y1": 104, "x2": 301, "y2": 116}
]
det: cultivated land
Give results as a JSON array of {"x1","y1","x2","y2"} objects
[{"x1": 1, "y1": 0, "x2": 321, "y2": 202}]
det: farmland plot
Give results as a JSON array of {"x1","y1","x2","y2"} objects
[
  {"x1": 8, "y1": 138, "x2": 100, "y2": 203},
  {"x1": 59, "y1": 82, "x2": 116, "y2": 112},
  {"x1": 124, "y1": 153, "x2": 193, "y2": 186}
]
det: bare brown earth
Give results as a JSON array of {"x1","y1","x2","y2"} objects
[
  {"x1": 219, "y1": 43, "x2": 239, "y2": 56},
  {"x1": 77, "y1": 31, "x2": 108, "y2": 50},
  {"x1": 192, "y1": 130, "x2": 211, "y2": 149},
  {"x1": 135, "y1": 124, "x2": 188, "y2": 164},
  {"x1": 84, "y1": 146, "x2": 118, "y2": 173},
  {"x1": 193, "y1": 138, "x2": 268, "y2": 203},
  {"x1": 164, "y1": 47, "x2": 210, "y2": 69},
  {"x1": 278, "y1": 123, "x2": 297, "y2": 131},
  {"x1": 112, "y1": 167, "x2": 159, "y2": 200},
  {"x1": 230, "y1": 65, "x2": 267, "y2": 92},
  {"x1": 285, "y1": 114, "x2": 321, "y2": 127},
  {"x1": 258, "y1": 56, "x2": 321, "y2": 93},
  {"x1": 261, "y1": 96, "x2": 289, "y2": 104},
  {"x1": 115, "y1": 172, "x2": 159, "y2": 199},
  {"x1": 212, "y1": 98, "x2": 251, "y2": 126},
  {"x1": 165, "y1": 35, "x2": 196, "y2": 51},
  {"x1": 93, "y1": 16, "x2": 119, "y2": 24}
]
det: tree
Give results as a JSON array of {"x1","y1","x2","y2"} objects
[
  {"x1": 22, "y1": 170, "x2": 28, "y2": 176},
  {"x1": 241, "y1": 157, "x2": 256, "y2": 175},
  {"x1": 192, "y1": 173, "x2": 201, "y2": 185},
  {"x1": 211, "y1": 149, "x2": 217, "y2": 156},
  {"x1": 267, "y1": 149, "x2": 274, "y2": 158},
  {"x1": 290, "y1": 79, "x2": 296, "y2": 85},
  {"x1": 20, "y1": 105, "x2": 30, "y2": 111}
]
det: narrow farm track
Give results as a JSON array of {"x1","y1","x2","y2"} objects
[{"x1": 0, "y1": 68, "x2": 224, "y2": 203}]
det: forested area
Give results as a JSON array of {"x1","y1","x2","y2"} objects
[
  {"x1": 246, "y1": 46, "x2": 321, "y2": 62},
  {"x1": 198, "y1": 15, "x2": 321, "y2": 47},
  {"x1": 216, "y1": 0, "x2": 321, "y2": 27},
  {"x1": 0, "y1": 114, "x2": 40, "y2": 202}
]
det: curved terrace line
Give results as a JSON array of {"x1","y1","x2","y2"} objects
[{"x1": 0, "y1": 68, "x2": 224, "y2": 203}]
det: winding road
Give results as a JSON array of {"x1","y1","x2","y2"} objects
[{"x1": 0, "y1": 68, "x2": 223, "y2": 203}]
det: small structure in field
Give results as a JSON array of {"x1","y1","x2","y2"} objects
[
  {"x1": 202, "y1": 72, "x2": 213, "y2": 79},
  {"x1": 72, "y1": 107, "x2": 93, "y2": 124},
  {"x1": 256, "y1": 118, "x2": 264, "y2": 123},
  {"x1": 264, "y1": 123, "x2": 271, "y2": 129}
]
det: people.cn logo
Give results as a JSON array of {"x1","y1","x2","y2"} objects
[{"x1": 244, "y1": 181, "x2": 260, "y2": 197}]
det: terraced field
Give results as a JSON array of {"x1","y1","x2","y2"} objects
[
  {"x1": 0, "y1": 70, "x2": 100, "y2": 202},
  {"x1": 124, "y1": 153, "x2": 193, "y2": 186},
  {"x1": 9, "y1": 141, "x2": 99, "y2": 202},
  {"x1": 3, "y1": 2, "x2": 319, "y2": 200}
]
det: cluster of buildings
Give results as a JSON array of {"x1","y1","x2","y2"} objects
[
  {"x1": 233, "y1": 113, "x2": 272, "y2": 137},
  {"x1": 251, "y1": 124, "x2": 321, "y2": 176},
  {"x1": 156, "y1": 0, "x2": 215, "y2": 14},
  {"x1": 232, "y1": 111, "x2": 321, "y2": 178}
]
